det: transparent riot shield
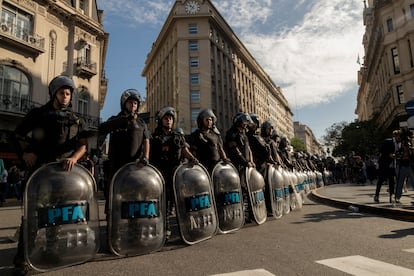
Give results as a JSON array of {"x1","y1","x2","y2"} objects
[
  {"x1": 242, "y1": 167, "x2": 267, "y2": 225},
  {"x1": 288, "y1": 171, "x2": 303, "y2": 211},
  {"x1": 271, "y1": 166, "x2": 284, "y2": 219},
  {"x1": 24, "y1": 162, "x2": 100, "y2": 272},
  {"x1": 280, "y1": 168, "x2": 291, "y2": 215},
  {"x1": 109, "y1": 163, "x2": 165, "y2": 257},
  {"x1": 173, "y1": 162, "x2": 218, "y2": 245},
  {"x1": 212, "y1": 161, "x2": 244, "y2": 234}
]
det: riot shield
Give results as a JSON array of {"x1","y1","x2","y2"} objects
[
  {"x1": 212, "y1": 161, "x2": 244, "y2": 234},
  {"x1": 173, "y1": 162, "x2": 218, "y2": 245},
  {"x1": 242, "y1": 167, "x2": 267, "y2": 225},
  {"x1": 109, "y1": 163, "x2": 165, "y2": 257},
  {"x1": 271, "y1": 166, "x2": 284, "y2": 219},
  {"x1": 288, "y1": 171, "x2": 303, "y2": 211},
  {"x1": 24, "y1": 162, "x2": 99, "y2": 272},
  {"x1": 280, "y1": 168, "x2": 291, "y2": 215}
]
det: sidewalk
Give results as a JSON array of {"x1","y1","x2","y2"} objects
[{"x1": 310, "y1": 183, "x2": 414, "y2": 222}]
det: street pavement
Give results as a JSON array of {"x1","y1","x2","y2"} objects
[
  {"x1": 0, "y1": 183, "x2": 413, "y2": 274},
  {"x1": 310, "y1": 182, "x2": 414, "y2": 222}
]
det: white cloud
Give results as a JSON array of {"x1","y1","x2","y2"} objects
[
  {"x1": 98, "y1": 0, "x2": 365, "y2": 110},
  {"x1": 239, "y1": 0, "x2": 365, "y2": 108},
  {"x1": 212, "y1": 0, "x2": 272, "y2": 30}
]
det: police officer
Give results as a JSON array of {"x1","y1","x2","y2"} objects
[
  {"x1": 149, "y1": 107, "x2": 198, "y2": 237},
  {"x1": 99, "y1": 89, "x2": 150, "y2": 189},
  {"x1": 247, "y1": 114, "x2": 276, "y2": 175},
  {"x1": 188, "y1": 109, "x2": 229, "y2": 173},
  {"x1": 13, "y1": 75, "x2": 89, "y2": 272},
  {"x1": 260, "y1": 121, "x2": 284, "y2": 168},
  {"x1": 224, "y1": 112, "x2": 255, "y2": 171}
]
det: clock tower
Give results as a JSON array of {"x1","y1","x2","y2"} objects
[{"x1": 184, "y1": 0, "x2": 201, "y2": 14}]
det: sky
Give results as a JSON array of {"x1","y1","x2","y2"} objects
[{"x1": 97, "y1": 0, "x2": 365, "y2": 141}]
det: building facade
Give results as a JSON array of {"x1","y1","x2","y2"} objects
[
  {"x1": 293, "y1": 121, "x2": 322, "y2": 155},
  {"x1": 142, "y1": 0, "x2": 293, "y2": 137},
  {"x1": 356, "y1": 0, "x2": 414, "y2": 132},
  {"x1": 0, "y1": 0, "x2": 108, "y2": 163}
]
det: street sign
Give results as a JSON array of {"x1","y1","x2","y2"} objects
[{"x1": 405, "y1": 100, "x2": 414, "y2": 115}]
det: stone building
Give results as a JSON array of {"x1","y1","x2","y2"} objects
[
  {"x1": 0, "y1": 0, "x2": 108, "y2": 163},
  {"x1": 356, "y1": 0, "x2": 414, "y2": 132},
  {"x1": 142, "y1": 0, "x2": 293, "y2": 137}
]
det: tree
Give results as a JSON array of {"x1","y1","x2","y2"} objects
[
  {"x1": 290, "y1": 137, "x2": 307, "y2": 152},
  {"x1": 332, "y1": 119, "x2": 383, "y2": 157}
]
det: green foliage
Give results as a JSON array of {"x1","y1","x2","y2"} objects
[
  {"x1": 290, "y1": 137, "x2": 307, "y2": 152},
  {"x1": 329, "y1": 119, "x2": 384, "y2": 157}
]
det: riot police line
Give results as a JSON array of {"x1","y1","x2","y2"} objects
[{"x1": 22, "y1": 155, "x2": 330, "y2": 272}]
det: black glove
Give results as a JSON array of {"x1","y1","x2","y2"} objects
[
  {"x1": 189, "y1": 157, "x2": 199, "y2": 167},
  {"x1": 136, "y1": 157, "x2": 149, "y2": 166}
]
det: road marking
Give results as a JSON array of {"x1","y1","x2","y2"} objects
[
  {"x1": 316, "y1": 255, "x2": 414, "y2": 276},
  {"x1": 210, "y1": 269, "x2": 275, "y2": 276},
  {"x1": 402, "y1": 248, "x2": 414, "y2": 253}
]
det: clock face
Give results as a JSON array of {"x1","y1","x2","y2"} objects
[{"x1": 185, "y1": 0, "x2": 200, "y2": 14}]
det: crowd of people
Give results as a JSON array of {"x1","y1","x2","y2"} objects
[{"x1": 9, "y1": 74, "x2": 414, "y2": 273}]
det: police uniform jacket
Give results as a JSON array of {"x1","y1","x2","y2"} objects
[{"x1": 15, "y1": 102, "x2": 87, "y2": 168}]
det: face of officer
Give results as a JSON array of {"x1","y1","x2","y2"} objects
[
  {"x1": 161, "y1": 114, "x2": 174, "y2": 130},
  {"x1": 53, "y1": 87, "x2": 72, "y2": 109},
  {"x1": 203, "y1": 117, "x2": 213, "y2": 129},
  {"x1": 124, "y1": 98, "x2": 138, "y2": 114}
]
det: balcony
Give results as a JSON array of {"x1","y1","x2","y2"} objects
[
  {"x1": 76, "y1": 57, "x2": 97, "y2": 79},
  {"x1": 0, "y1": 23, "x2": 45, "y2": 56},
  {"x1": 0, "y1": 94, "x2": 41, "y2": 114}
]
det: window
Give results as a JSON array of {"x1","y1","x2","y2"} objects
[
  {"x1": 0, "y1": 65, "x2": 30, "y2": 111},
  {"x1": 190, "y1": 57, "x2": 199, "y2": 68},
  {"x1": 191, "y1": 108, "x2": 200, "y2": 130},
  {"x1": 1, "y1": 2, "x2": 33, "y2": 41},
  {"x1": 190, "y1": 73, "x2": 199, "y2": 85},
  {"x1": 397, "y1": 85, "x2": 404, "y2": 104},
  {"x1": 391, "y1": 47, "x2": 400, "y2": 74},
  {"x1": 189, "y1": 41, "x2": 198, "y2": 51},
  {"x1": 411, "y1": 4, "x2": 414, "y2": 17},
  {"x1": 386, "y1": 18, "x2": 393, "y2": 32},
  {"x1": 79, "y1": 44, "x2": 91, "y2": 65},
  {"x1": 188, "y1": 24, "x2": 198, "y2": 34},
  {"x1": 190, "y1": 90, "x2": 200, "y2": 103},
  {"x1": 77, "y1": 89, "x2": 89, "y2": 115}
]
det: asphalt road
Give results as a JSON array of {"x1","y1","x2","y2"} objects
[{"x1": 2, "y1": 196, "x2": 413, "y2": 275}]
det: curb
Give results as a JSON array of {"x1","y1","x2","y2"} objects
[{"x1": 310, "y1": 188, "x2": 414, "y2": 222}]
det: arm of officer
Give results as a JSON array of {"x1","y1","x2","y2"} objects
[{"x1": 63, "y1": 138, "x2": 87, "y2": 171}]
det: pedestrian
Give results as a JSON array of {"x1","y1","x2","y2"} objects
[
  {"x1": 13, "y1": 75, "x2": 90, "y2": 272},
  {"x1": 395, "y1": 129, "x2": 414, "y2": 203},
  {"x1": 98, "y1": 89, "x2": 151, "y2": 217},
  {"x1": 0, "y1": 159, "x2": 8, "y2": 206},
  {"x1": 188, "y1": 109, "x2": 228, "y2": 173},
  {"x1": 149, "y1": 106, "x2": 198, "y2": 237},
  {"x1": 7, "y1": 164, "x2": 22, "y2": 201},
  {"x1": 374, "y1": 130, "x2": 401, "y2": 203}
]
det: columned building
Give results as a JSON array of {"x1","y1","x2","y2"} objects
[
  {"x1": 356, "y1": 0, "x2": 414, "y2": 132},
  {"x1": 142, "y1": 0, "x2": 293, "y2": 137},
  {"x1": 293, "y1": 121, "x2": 322, "y2": 155},
  {"x1": 0, "y1": 0, "x2": 109, "y2": 163}
]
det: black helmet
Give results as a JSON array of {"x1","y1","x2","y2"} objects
[
  {"x1": 249, "y1": 113, "x2": 260, "y2": 129},
  {"x1": 156, "y1": 106, "x2": 176, "y2": 125},
  {"x1": 232, "y1": 112, "x2": 251, "y2": 126},
  {"x1": 120, "y1": 89, "x2": 142, "y2": 110},
  {"x1": 48, "y1": 75, "x2": 75, "y2": 100},
  {"x1": 197, "y1": 109, "x2": 217, "y2": 129},
  {"x1": 260, "y1": 120, "x2": 274, "y2": 136},
  {"x1": 270, "y1": 129, "x2": 279, "y2": 140}
]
